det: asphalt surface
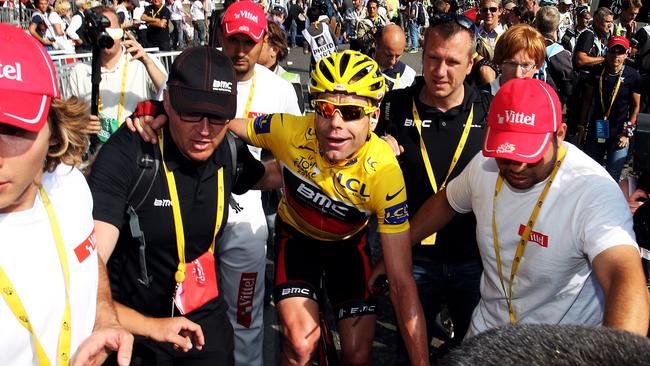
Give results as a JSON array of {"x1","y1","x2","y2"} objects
[{"x1": 262, "y1": 46, "x2": 425, "y2": 366}]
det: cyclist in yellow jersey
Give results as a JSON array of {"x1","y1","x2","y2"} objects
[{"x1": 229, "y1": 50, "x2": 429, "y2": 366}]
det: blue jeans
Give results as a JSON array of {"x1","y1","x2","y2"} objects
[
  {"x1": 408, "y1": 21, "x2": 419, "y2": 50},
  {"x1": 171, "y1": 19, "x2": 185, "y2": 49},
  {"x1": 585, "y1": 127, "x2": 629, "y2": 182},
  {"x1": 193, "y1": 20, "x2": 206, "y2": 46},
  {"x1": 395, "y1": 257, "x2": 482, "y2": 364}
]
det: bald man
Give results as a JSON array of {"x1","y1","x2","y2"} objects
[{"x1": 374, "y1": 24, "x2": 417, "y2": 90}]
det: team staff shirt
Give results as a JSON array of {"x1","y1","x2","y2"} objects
[
  {"x1": 377, "y1": 78, "x2": 490, "y2": 261},
  {"x1": 381, "y1": 61, "x2": 416, "y2": 91},
  {"x1": 586, "y1": 64, "x2": 641, "y2": 132},
  {"x1": 64, "y1": 46, "x2": 167, "y2": 124},
  {"x1": 0, "y1": 165, "x2": 98, "y2": 365},
  {"x1": 88, "y1": 125, "x2": 264, "y2": 319},
  {"x1": 247, "y1": 113, "x2": 410, "y2": 241},
  {"x1": 445, "y1": 142, "x2": 637, "y2": 337},
  {"x1": 573, "y1": 29, "x2": 606, "y2": 73},
  {"x1": 143, "y1": 3, "x2": 171, "y2": 50}
]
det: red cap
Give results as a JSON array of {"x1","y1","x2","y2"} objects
[
  {"x1": 222, "y1": 1, "x2": 268, "y2": 43},
  {"x1": 0, "y1": 24, "x2": 59, "y2": 132},
  {"x1": 482, "y1": 79, "x2": 562, "y2": 163},
  {"x1": 607, "y1": 35, "x2": 630, "y2": 50},
  {"x1": 463, "y1": 8, "x2": 477, "y2": 23}
]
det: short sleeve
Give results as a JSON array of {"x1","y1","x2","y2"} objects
[
  {"x1": 232, "y1": 142, "x2": 265, "y2": 194},
  {"x1": 574, "y1": 31, "x2": 594, "y2": 55},
  {"x1": 446, "y1": 152, "x2": 483, "y2": 214},
  {"x1": 372, "y1": 152, "x2": 410, "y2": 234},
  {"x1": 247, "y1": 113, "x2": 302, "y2": 153}
]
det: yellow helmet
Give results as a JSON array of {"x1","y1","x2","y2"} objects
[{"x1": 309, "y1": 50, "x2": 386, "y2": 104}]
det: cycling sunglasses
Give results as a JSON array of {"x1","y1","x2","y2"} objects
[
  {"x1": 312, "y1": 100, "x2": 376, "y2": 121},
  {"x1": 429, "y1": 13, "x2": 476, "y2": 31}
]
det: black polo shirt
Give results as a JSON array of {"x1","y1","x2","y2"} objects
[
  {"x1": 587, "y1": 64, "x2": 641, "y2": 131},
  {"x1": 573, "y1": 28, "x2": 607, "y2": 74},
  {"x1": 144, "y1": 4, "x2": 171, "y2": 50},
  {"x1": 89, "y1": 124, "x2": 264, "y2": 320},
  {"x1": 377, "y1": 77, "x2": 492, "y2": 261}
]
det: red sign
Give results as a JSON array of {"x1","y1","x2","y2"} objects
[
  {"x1": 518, "y1": 225, "x2": 548, "y2": 248},
  {"x1": 74, "y1": 229, "x2": 96, "y2": 263},
  {"x1": 237, "y1": 272, "x2": 257, "y2": 328}
]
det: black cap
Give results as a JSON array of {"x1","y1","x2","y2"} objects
[{"x1": 167, "y1": 46, "x2": 237, "y2": 119}]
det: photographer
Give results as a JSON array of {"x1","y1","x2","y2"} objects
[{"x1": 63, "y1": 6, "x2": 166, "y2": 153}]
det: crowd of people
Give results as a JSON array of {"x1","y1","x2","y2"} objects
[{"x1": 3, "y1": 0, "x2": 650, "y2": 364}]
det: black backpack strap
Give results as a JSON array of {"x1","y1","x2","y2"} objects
[
  {"x1": 226, "y1": 131, "x2": 245, "y2": 214},
  {"x1": 473, "y1": 89, "x2": 493, "y2": 127},
  {"x1": 125, "y1": 141, "x2": 161, "y2": 287}
]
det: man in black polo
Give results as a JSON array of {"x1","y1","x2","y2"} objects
[
  {"x1": 140, "y1": 0, "x2": 172, "y2": 50},
  {"x1": 375, "y1": 13, "x2": 492, "y2": 363},
  {"x1": 88, "y1": 47, "x2": 275, "y2": 364}
]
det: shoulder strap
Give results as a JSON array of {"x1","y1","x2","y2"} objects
[
  {"x1": 125, "y1": 139, "x2": 161, "y2": 288},
  {"x1": 226, "y1": 131, "x2": 245, "y2": 213},
  {"x1": 472, "y1": 89, "x2": 492, "y2": 127}
]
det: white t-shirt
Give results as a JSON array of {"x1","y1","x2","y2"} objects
[
  {"x1": 191, "y1": 0, "x2": 204, "y2": 21},
  {"x1": 116, "y1": 4, "x2": 132, "y2": 23},
  {"x1": 445, "y1": 142, "x2": 637, "y2": 338},
  {"x1": 0, "y1": 165, "x2": 98, "y2": 365},
  {"x1": 48, "y1": 11, "x2": 67, "y2": 33},
  {"x1": 227, "y1": 64, "x2": 301, "y2": 230},
  {"x1": 64, "y1": 47, "x2": 167, "y2": 124},
  {"x1": 170, "y1": 0, "x2": 185, "y2": 21}
]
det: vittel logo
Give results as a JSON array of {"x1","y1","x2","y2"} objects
[
  {"x1": 212, "y1": 80, "x2": 232, "y2": 92},
  {"x1": 0, "y1": 62, "x2": 23, "y2": 81},
  {"x1": 497, "y1": 110, "x2": 536, "y2": 126},
  {"x1": 236, "y1": 10, "x2": 258, "y2": 22}
]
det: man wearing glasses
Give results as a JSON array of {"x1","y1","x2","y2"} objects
[
  {"x1": 477, "y1": 0, "x2": 505, "y2": 49},
  {"x1": 88, "y1": 47, "x2": 278, "y2": 364},
  {"x1": 375, "y1": 13, "x2": 492, "y2": 363}
]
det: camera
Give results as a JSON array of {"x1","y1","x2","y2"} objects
[{"x1": 83, "y1": 9, "x2": 114, "y2": 49}]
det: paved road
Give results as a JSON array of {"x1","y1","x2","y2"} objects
[{"x1": 262, "y1": 47, "x2": 425, "y2": 366}]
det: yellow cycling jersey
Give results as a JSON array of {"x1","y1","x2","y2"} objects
[{"x1": 247, "y1": 113, "x2": 410, "y2": 241}]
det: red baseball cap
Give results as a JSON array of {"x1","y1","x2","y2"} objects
[
  {"x1": 607, "y1": 35, "x2": 630, "y2": 50},
  {"x1": 0, "y1": 24, "x2": 59, "y2": 132},
  {"x1": 222, "y1": 1, "x2": 268, "y2": 43},
  {"x1": 483, "y1": 79, "x2": 562, "y2": 163}
]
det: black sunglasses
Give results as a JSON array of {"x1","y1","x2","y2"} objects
[
  {"x1": 179, "y1": 112, "x2": 229, "y2": 125},
  {"x1": 429, "y1": 13, "x2": 475, "y2": 30},
  {"x1": 480, "y1": 6, "x2": 499, "y2": 12}
]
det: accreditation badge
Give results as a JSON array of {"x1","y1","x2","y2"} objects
[
  {"x1": 595, "y1": 119, "x2": 610, "y2": 142},
  {"x1": 98, "y1": 113, "x2": 119, "y2": 143},
  {"x1": 173, "y1": 250, "x2": 219, "y2": 315}
]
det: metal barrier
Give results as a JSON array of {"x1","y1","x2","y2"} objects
[
  {"x1": 51, "y1": 49, "x2": 181, "y2": 90},
  {"x1": 0, "y1": 7, "x2": 35, "y2": 29}
]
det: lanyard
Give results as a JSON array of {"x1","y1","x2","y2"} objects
[
  {"x1": 491, "y1": 146, "x2": 566, "y2": 325},
  {"x1": 412, "y1": 99, "x2": 474, "y2": 245},
  {"x1": 0, "y1": 184, "x2": 72, "y2": 366},
  {"x1": 152, "y1": 3, "x2": 165, "y2": 18},
  {"x1": 98, "y1": 54, "x2": 130, "y2": 124},
  {"x1": 599, "y1": 65, "x2": 624, "y2": 120},
  {"x1": 159, "y1": 132, "x2": 225, "y2": 285},
  {"x1": 242, "y1": 71, "x2": 256, "y2": 118}
]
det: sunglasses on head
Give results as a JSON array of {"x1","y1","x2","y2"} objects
[
  {"x1": 429, "y1": 13, "x2": 475, "y2": 30},
  {"x1": 481, "y1": 6, "x2": 499, "y2": 12},
  {"x1": 179, "y1": 112, "x2": 229, "y2": 125},
  {"x1": 312, "y1": 100, "x2": 376, "y2": 121}
]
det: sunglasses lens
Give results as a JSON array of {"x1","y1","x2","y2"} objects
[{"x1": 314, "y1": 101, "x2": 366, "y2": 120}]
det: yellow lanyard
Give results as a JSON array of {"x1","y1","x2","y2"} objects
[
  {"x1": 98, "y1": 55, "x2": 130, "y2": 125},
  {"x1": 412, "y1": 99, "x2": 474, "y2": 245},
  {"x1": 491, "y1": 146, "x2": 566, "y2": 325},
  {"x1": 599, "y1": 65, "x2": 624, "y2": 120},
  {"x1": 392, "y1": 72, "x2": 401, "y2": 91},
  {"x1": 151, "y1": 3, "x2": 164, "y2": 18},
  {"x1": 159, "y1": 132, "x2": 225, "y2": 285},
  {"x1": 242, "y1": 71, "x2": 256, "y2": 118},
  {"x1": 0, "y1": 184, "x2": 72, "y2": 366}
]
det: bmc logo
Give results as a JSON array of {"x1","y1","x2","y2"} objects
[
  {"x1": 497, "y1": 110, "x2": 536, "y2": 126},
  {"x1": 296, "y1": 182, "x2": 350, "y2": 219},
  {"x1": 384, "y1": 201, "x2": 408, "y2": 225},
  {"x1": 0, "y1": 63, "x2": 23, "y2": 81},
  {"x1": 404, "y1": 118, "x2": 433, "y2": 128},
  {"x1": 281, "y1": 287, "x2": 311, "y2": 296}
]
